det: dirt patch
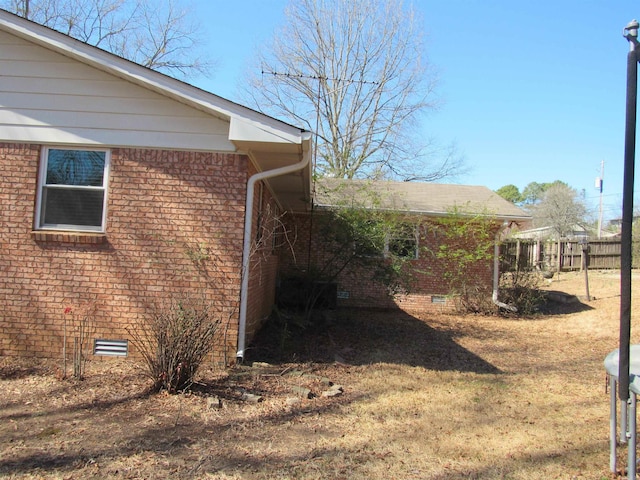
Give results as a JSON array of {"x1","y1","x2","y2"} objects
[{"x1": 0, "y1": 270, "x2": 637, "y2": 479}]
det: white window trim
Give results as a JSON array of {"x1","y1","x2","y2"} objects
[{"x1": 35, "y1": 146, "x2": 111, "y2": 233}]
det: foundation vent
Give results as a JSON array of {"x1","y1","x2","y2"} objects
[{"x1": 94, "y1": 339, "x2": 128, "y2": 356}]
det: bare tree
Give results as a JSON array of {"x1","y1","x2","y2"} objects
[
  {"x1": 244, "y1": 0, "x2": 462, "y2": 181},
  {"x1": 2, "y1": 0, "x2": 212, "y2": 78},
  {"x1": 532, "y1": 183, "x2": 589, "y2": 238}
]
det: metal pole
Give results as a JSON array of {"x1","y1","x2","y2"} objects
[
  {"x1": 619, "y1": 19, "x2": 638, "y2": 406},
  {"x1": 612, "y1": 375, "x2": 618, "y2": 472},
  {"x1": 581, "y1": 241, "x2": 590, "y2": 301},
  {"x1": 630, "y1": 389, "x2": 638, "y2": 479}
]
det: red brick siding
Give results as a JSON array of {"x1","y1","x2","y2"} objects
[
  {"x1": 279, "y1": 212, "x2": 498, "y2": 312},
  {"x1": 0, "y1": 144, "x2": 248, "y2": 365}
]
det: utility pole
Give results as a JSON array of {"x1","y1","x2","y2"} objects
[{"x1": 596, "y1": 160, "x2": 604, "y2": 239}]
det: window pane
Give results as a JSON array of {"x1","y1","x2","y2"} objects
[
  {"x1": 41, "y1": 187, "x2": 104, "y2": 227},
  {"x1": 389, "y1": 237, "x2": 416, "y2": 258},
  {"x1": 388, "y1": 224, "x2": 417, "y2": 258},
  {"x1": 46, "y1": 150, "x2": 105, "y2": 186}
]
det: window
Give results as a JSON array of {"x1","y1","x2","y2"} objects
[
  {"x1": 386, "y1": 224, "x2": 418, "y2": 259},
  {"x1": 36, "y1": 148, "x2": 110, "y2": 232}
]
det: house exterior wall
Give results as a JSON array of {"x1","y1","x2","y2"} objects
[
  {"x1": 0, "y1": 19, "x2": 311, "y2": 365},
  {"x1": 0, "y1": 143, "x2": 248, "y2": 365},
  {"x1": 0, "y1": 30, "x2": 233, "y2": 151},
  {"x1": 278, "y1": 212, "x2": 497, "y2": 313}
]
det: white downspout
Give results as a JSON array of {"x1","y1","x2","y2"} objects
[
  {"x1": 492, "y1": 227, "x2": 518, "y2": 313},
  {"x1": 236, "y1": 134, "x2": 312, "y2": 362}
]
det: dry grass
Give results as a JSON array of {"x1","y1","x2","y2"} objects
[{"x1": 0, "y1": 270, "x2": 638, "y2": 479}]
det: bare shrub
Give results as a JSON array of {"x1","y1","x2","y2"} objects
[
  {"x1": 128, "y1": 298, "x2": 219, "y2": 393},
  {"x1": 500, "y1": 271, "x2": 547, "y2": 316},
  {"x1": 452, "y1": 271, "x2": 546, "y2": 317},
  {"x1": 455, "y1": 285, "x2": 498, "y2": 315},
  {"x1": 62, "y1": 300, "x2": 97, "y2": 380}
]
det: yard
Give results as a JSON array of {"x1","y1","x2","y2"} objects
[{"x1": 1, "y1": 270, "x2": 638, "y2": 479}]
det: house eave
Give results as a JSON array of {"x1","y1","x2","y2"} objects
[{"x1": 242, "y1": 132, "x2": 313, "y2": 213}]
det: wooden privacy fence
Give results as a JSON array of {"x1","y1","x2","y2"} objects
[{"x1": 500, "y1": 239, "x2": 632, "y2": 272}]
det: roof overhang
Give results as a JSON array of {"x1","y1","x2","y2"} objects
[{"x1": 234, "y1": 131, "x2": 313, "y2": 214}]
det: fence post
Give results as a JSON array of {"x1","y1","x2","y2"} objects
[{"x1": 580, "y1": 239, "x2": 591, "y2": 301}]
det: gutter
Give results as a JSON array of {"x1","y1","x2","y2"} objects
[
  {"x1": 492, "y1": 226, "x2": 518, "y2": 313},
  {"x1": 236, "y1": 132, "x2": 312, "y2": 362}
]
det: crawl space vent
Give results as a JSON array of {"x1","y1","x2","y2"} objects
[{"x1": 94, "y1": 339, "x2": 128, "y2": 356}]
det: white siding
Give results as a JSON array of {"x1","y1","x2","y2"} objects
[{"x1": 0, "y1": 30, "x2": 234, "y2": 151}]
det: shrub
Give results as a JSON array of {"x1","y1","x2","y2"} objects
[
  {"x1": 499, "y1": 271, "x2": 547, "y2": 316},
  {"x1": 452, "y1": 271, "x2": 546, "y2": 317},
  {"x1": 61, "y1": 300, "x2": 98, "y2": 380},
  {"x1": 129, "y1": 298, "x2": 219, "y2": 393},
  {"x1": 455, "y1": 284, "x2": 498, "y2": 315}
]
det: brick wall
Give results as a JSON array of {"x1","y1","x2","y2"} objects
[
  {"x1": 0, "y1": 143, "x2": 249, "y2": 365},
  {"x1": 278, "y1": 211, "x2": 498, "y2": 312}
]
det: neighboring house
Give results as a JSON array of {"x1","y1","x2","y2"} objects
[
  {"x1": 512, "y1": 225, "x2": 588, "y2": 241},
  {"x1": 278, "y1": 179, "x2": 531, "y2": 312},
  {"x1": 0, "y1": 10, "x2": 312, "y2": 364}
]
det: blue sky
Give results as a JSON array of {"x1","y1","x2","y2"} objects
[{"x1": 188, "y1": 1, "x2": 639, "y2": 222}]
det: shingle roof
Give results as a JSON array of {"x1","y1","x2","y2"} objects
[{"x1": 315, "y1": 178, "x2": 531, "y2": 221}]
